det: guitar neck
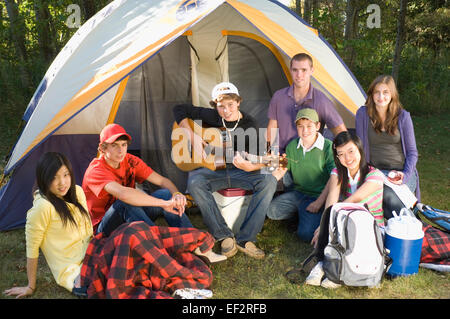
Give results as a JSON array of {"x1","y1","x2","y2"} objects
[
  {"x1": 240, "y1": 152, "x2": 269, "y2": 164},
  {"x1": 239, "y1": 151, "x2": 289, "y2": 169}
]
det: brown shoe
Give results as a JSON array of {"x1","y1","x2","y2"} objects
[
  {"x1": 237, "y1": 241, "x2": 265, "y2": 259},
  {"x1": 221, "y1": 237, "x2": 237, "y2": 257},
  {"x1": 194, "y1": 247, "x2": 227, "y2": 264}
]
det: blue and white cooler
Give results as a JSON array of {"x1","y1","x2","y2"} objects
[{"x1": 385, "y1": 209, "x2": 424, "y2": 277}]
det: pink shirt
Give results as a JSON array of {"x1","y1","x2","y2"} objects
[{"x1": 331, "y1": 166, "x2": 385, "y2": 227}]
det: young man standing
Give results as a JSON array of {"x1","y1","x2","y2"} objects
[
  {"x1": 82, "y1": 123, "x2": 193, "y2": 236},
  {"x1": 268, "y1": 108, "x2": 335, "y2": 242},
  {"x1": 267, "y1": 53, "x2": 346, "y2": 154}
]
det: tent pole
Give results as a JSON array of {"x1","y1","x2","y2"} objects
[
  {"x1": 95, "y1": 76, "x2": 130, "y2": 158},
  {"x1": 106, "y1": 76, "x2": 130, "y2": 124},
  {"x1": 221, "y1": 30, "x2": 292, "y2": 85}
]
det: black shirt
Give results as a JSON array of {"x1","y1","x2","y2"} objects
[{"x1": 173, "y1": 103, "x2": 265, "y2": 164}]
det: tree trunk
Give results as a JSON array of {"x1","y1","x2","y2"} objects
[
  {"x1": 81, "y1": 0, "x2": 97, "y2": 20},
  {"x1": 392, "y1": 0, "x2": 408, "y2": 83},
  {"x1": 304, "y1": 0, "x2": 311, "y2": 24},
  {"x1": 4, "y1": 0, "x2": 29, "y2": 88},
  {"x1": 343, "y1": 0, "x2": 360, "y2": 69},
  {"x1": 344, "y1": 0, "x2": 355, "y2": 68},
  {"x1": 34, "y1": 0, "x2": 55, "y2": 65},
  {"x1": 312, "y1": 0, "x2": 319, "y2": 27},
  {"x1": 295, "y1": 0, "x2": 302, "y2": 17}
]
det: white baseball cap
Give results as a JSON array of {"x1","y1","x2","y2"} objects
[{"x1": 211, "y1": 82, "x2": 239, "y2": 101}]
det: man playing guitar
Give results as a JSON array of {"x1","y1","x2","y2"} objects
[{"x1": 172, "y1": 82, "x2": 278, "y2": 259}]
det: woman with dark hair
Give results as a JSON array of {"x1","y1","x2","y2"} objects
[
  {"x1": 305, "y1": 131, "x2": 385, "y2": 289},
  {"x1": 356, "y1": 75, "x2": 419, "y2": 218},
  {"x1": 327, "y1": 131, "x2": 385, "y2": 226},
  {"x1": 4, "y1": 152, "x2": 93, "y2": 297}
]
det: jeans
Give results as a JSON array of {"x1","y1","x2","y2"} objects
[
  {"x1": 97, "y1": 188, "x2": 193, "y2": 236},
  {"x1": 268, "y1": 190, "x2": 323, "y2": 242},
  {"x1": 282, "y1": 170, "x2": 294, "y2": 190},
  {"x1": 187, "y1": 167, "x2": 278, "y2": 243},
  {"x1": 381, "y1": 169, "x2": 417, "y2": 220}
]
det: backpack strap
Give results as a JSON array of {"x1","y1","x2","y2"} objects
[
  {"x1": 298, "y1": 206, "x2": 333, "y2": 270},
  {"x1": 343, "y1": 211, "x2": 355, "y2": 251}
]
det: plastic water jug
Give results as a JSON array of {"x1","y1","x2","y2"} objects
[{"x1": 385, "y1": 208, "x2": 424, "y2": 277}]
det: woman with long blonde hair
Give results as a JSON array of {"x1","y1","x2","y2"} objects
[{"x1": 356, "y1": 75, "x2": 420, "y2": 219}]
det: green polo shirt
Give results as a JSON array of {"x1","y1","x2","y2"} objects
[{"x1": 286, "y1": 134, "x2": 335, "y2": 197}]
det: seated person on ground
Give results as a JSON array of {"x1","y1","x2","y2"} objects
[
  {"x1": 306, "y1": 131, "x2": 385, "y2": 289},
  {"x1": 82, "y1": 123, "x2": 193, "y2": 237},
  {"x1": 268, "y1": 108, "x2": 335, "y2": 242},
  {"x1": 172, "y1": 82, "x2": 278, "y2": 260}
]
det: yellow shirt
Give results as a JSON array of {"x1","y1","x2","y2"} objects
[{"x1": 26, "y1": 185, "x2": 93, "y2": 291}]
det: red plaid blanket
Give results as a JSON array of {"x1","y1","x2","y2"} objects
[
  {"x1": 80, "y1": 222, "x2": 214, "y2": 299},
  {"x1": 421, "y1": 224, "x2": 450, "y2": 265}
]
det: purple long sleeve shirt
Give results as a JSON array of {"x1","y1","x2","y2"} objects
[
  {"x1": 268, "y1": 84, "x2": 343, "y2": 153},
  {"x1": 355, "y1": 106, "x2": 420, "y2": 200}
]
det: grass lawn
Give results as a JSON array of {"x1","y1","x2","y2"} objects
[{"x1": 0, "y1": 113, "x2": 449, "y2": 299}]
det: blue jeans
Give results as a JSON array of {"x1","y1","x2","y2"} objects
[
  {"x1": 97, "y1": 188, "x2": 193, "y2": 236},
  {"x1": 381, "y1": 169, "x2": 417, "y2": 220},
  {"x1": 268, "y1": 190, "x2": 323, "y2": 242},
  {"x1": 282, "y1": 170, "x2": 294, "y2": 190},
  {"x1": 187, "y1": 167, "x2": 278, "y2": 243}
]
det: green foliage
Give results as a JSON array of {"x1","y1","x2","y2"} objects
[
  {"x1": 310, "y1": 0, "x2": 448, "y2": 115},
  {"x1": 412, "y1": 113, "x2": 450, "y2": 209},
  {"x1": 407, "y1": 6, "x2": 449, "y2": 52},
  {"x1": 0, "y1": 0, "x2": 447, "y2": 115},
  {"x1": 398, "y1": 46, "x2": 449, "y2": 114}
]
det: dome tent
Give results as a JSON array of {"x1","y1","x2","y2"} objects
[{"x1": 0, "y1": 0, "x2": 366, "y2": 230}]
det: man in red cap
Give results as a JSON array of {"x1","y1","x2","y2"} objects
[{"x1": 82, "y1": 123, "x2": 193, "y2": 237}]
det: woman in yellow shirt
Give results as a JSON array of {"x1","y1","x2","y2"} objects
[{"x1": 4, "y1": 152, "x2": 93, "y2": 297}]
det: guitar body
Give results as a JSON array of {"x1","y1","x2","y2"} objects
[
  {"x1": 171, "y1": 119, "x2": 288, "y2": 172},
  {"x1": 171, "y1": 119, "x2": 226, "y2": 172}
]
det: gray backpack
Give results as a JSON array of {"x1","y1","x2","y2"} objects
[{"x1": 323, "y1": 203, "x2": 391, "y2": 287}]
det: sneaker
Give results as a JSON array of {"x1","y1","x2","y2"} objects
[
  {"x1": 320, "y1": 278, "x2": 341, "y2": 289},
  {"x1": 172, "y1": 288, "x2": 213, "y2": 299},
  {"x1": 236, "y1": 241, "x2": 265, "y2": 259},
  {"x1": 304, "y1": 261, "x2": 324, "y2": 286},
  {"x1": 194, "y1": 247, "x2": 227, "y2": 263},
  {"x1": 221, "y1": 237, "x2": 237, "y2": 257}
]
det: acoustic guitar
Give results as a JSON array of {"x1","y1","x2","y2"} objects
[{"x1": 171, "y1": 119, "x2": 287, "y2": 172}]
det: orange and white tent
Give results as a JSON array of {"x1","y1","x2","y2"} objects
[{"x1": 0, "y1": 0, "x2": 366, "y2": 230}]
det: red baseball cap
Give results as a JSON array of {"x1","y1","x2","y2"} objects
[{"x1": 99, "y1": 123, "x2": 131, "y2": 144}]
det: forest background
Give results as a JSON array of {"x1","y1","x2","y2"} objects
[
  {"x1": 0, "y1": 0, "x2": 448, "y2": 299},
  {"x1": 0, "y1": 0, "x2": 448, "y2": 171}
]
